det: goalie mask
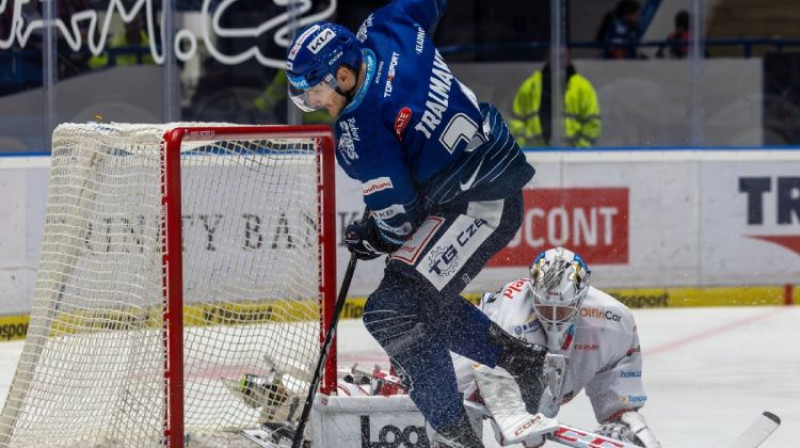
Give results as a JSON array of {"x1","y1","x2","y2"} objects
[
  {"x1": 286, "y1": 22, "x2": 363, "y2": 112},
  {"x1": 528, "y1": 247, "x2": 590, "y2": 353}
]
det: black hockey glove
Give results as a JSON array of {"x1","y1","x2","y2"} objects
[{"x1": 344, "y1": 218, "x2": 393, "y2": 260}]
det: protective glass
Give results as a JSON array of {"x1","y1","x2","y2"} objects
[{"x1": 288, "y1": 73, "x2": 339, "y2": 112}]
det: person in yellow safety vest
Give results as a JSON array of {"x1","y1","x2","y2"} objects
[
  {"x1": 89, "y1": 17, "x2": 154, "y2": 69},
  {"x1": 510, "y1": 51, "x2": 601, "y2": 148}
]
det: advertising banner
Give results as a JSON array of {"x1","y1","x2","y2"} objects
[
  {"x1": 335, "y1": 151, "x2": 800, "y2": 295},
  {"x1": 1, "y1": 150, "x2": 799, "y2": 313}
]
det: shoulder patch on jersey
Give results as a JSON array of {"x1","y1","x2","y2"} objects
[
  {"x1": 394, "y1": 107, "x2": 412, "y2": 142},
  {"x1": 337, "y1": 119, "x2": 360, "y2": 164},
  {"x1": 415, "y1": 25, "x2": 426, "y2": 54},
  {"x1": 363, "y1": 177, "x2": 394, "y2": 196},
  {"x1": 357, "y1": 14, "x2": 374, "y2": 42}
]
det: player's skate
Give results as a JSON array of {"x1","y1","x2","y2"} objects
[
  {"x1": 487, "y1": 322, "x2": 547, "y2": 414},
  {"x1": 430, "y1": 409, "x2": 484, "y2": 448}
]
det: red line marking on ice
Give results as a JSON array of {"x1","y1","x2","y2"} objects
[
  {"x1": 644, "y1": 308, "x2": 783, "y2": 357},
  {"x1": 338, "y1": 353, "x2": 390, "y2": 365}
]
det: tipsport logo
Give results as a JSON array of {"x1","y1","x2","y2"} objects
[
  {"x1": 739, "y1": 176, "x2": 800, "y2": 256},
  {"x1": 0, "y1": 0, "x2": 337, "y2": 68},
  {"x1": 619, "y1": 394, "x2": 647, "y2": 404}
]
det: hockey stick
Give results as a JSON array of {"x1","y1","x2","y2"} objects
[
  {"x1": 547, "y1": 411, "x2": 781, "y2": 448},
  {"x1": 725, "y1": 411, "x2": 781, "y2": 448},
  {"x1": 546, "y1": 424, "x2": 640, "y2": 448},
  {"x1": 289, "y1": 207, "x2": 370, "y2": 448},
  {"x1": 464, "y1": 399, "x2": 781, "y2": 448}
]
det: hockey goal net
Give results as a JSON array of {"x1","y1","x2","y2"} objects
[{"x1": 0, "y1": 123, "x2": 338, "y2": 448}]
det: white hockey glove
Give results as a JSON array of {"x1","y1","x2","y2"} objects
[{"x1": 595, "y1": 411, "x2": 662, "y2": 448}]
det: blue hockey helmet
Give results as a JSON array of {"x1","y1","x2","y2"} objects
[{"x1": 286, "y1": 22, "x2": 363, "y2": 112}]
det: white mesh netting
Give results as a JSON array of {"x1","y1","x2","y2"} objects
[{"x1": 0, "y1": 123, "x2": 332, "y2": 448}]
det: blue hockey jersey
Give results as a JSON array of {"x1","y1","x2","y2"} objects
[{"x1": 334, "y1": 0, "x2": 535, "y2": 247}]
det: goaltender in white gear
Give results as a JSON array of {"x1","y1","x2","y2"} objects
[{"x1": 453, "y1": 247, "x2": 662, "y2": 447}]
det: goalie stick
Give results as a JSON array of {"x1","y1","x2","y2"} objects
[
  {"x1": 463, "y1": 401, "x2": 782, "y2": 448},
  {"x1": 545, "y1": 412, "x2": 780, "y2": 448},
  {"x1": 724, "y1": 411, "x2": 781, "y2": 448},
  {"x1": 549, "y1": 411, "x2": 781, "y2": 448},
  {"x1": 240, "y1": 365, "x2": 781, "y2": 448}
]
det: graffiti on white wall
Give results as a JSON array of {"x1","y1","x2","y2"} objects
[{"x1": 0, "y1": 0, "x2": 336, "y2": 68}]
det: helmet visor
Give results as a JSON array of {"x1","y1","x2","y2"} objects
[{"x1": 288, "y1": 73, "x2": 338, "y2": 113}]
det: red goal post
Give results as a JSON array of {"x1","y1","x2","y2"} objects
[{"x1": 0, "y1": 123, "x2": 338, "y2": 448}]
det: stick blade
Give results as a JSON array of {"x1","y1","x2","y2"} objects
[{"x1": 725, "y1": 411, "x2": 781, "y2": 448}]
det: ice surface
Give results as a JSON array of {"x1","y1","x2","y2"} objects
[{"x1": 3, "y1": 306, "x2": 798, "y2": 447}]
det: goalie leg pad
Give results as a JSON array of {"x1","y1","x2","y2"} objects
[
  {"x1": 487, "y1": 322, "x2": 547, "y2": 414},
  {"x1": 473, "y1": 365, "x2": 559, "y2": 446}
]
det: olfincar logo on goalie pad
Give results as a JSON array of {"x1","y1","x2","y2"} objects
[{"x1": 360, "y1": 416, "x2": 430, "y2": 448}]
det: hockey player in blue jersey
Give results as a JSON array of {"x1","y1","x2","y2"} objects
[{"x1": 287, "y1": 1, "x2": 546, "y2": 446}]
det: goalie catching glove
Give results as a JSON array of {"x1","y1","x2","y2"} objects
[{"x1": 595, "y1": 410, "x2": 662, "y2": 448}]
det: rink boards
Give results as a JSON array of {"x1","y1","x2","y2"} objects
[{"x1": 1, "y1": 149, "x2": 799, "y2": 325}]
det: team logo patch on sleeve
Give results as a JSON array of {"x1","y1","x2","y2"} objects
[
  {"x1": 394, "y1": 107, "x2": 412, "y2": 142},
  {"x1": 363, "y1": 177, "x2": 394, "y2": 195}
]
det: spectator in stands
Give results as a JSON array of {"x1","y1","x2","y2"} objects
[
  {"x1": 596, "y1": 0, "x2": 643, "y2": 60},
  {"x1": 509, "y1": 49, "x2": 601, "y2": 147},
  {"x1": 89, "y1": 15, "x2": 155, "y2": 69},
  {"x1": 656, "y1": 10, "x2": 690, "y2": 59}
]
